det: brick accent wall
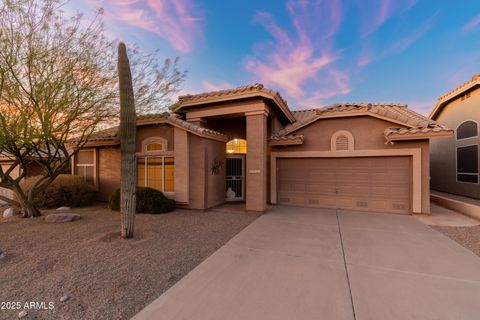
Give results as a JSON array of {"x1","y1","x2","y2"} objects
[{"x1": 98, "y1": 147, "x2": 121, "y2": 201}]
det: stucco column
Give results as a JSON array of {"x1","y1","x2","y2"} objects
[
  {"x1": 174, "y1": 128, "x2": 189, "y2": 204},
  {"x1": 246, "y1": 111, "x2": 268, "y2": 212}
]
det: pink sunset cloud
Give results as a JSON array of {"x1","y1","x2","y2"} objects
[
  {"x1": 202, "y1": 81, "x2": 234, "y2": 92},
  {"x1": 463, "y1": 14, "x2": 480, "y2": 32},
  {"x1": 298, "y1": 68, "x2": 351, "y2": 107},
  {"x1": 245, "y1": 0, "x2": 348, "y2": 105},
  {"x1": 84, "y1": 0, "x2": 203, "y2": 52}
]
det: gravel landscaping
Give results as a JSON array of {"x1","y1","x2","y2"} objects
[
  {"x1": 0, "y1": 205, "x2": 256, "y2": 320},
  {"x1": 433, "y1": 225, "x2": 480, "y2": 257}
]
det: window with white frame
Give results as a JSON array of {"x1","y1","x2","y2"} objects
[
  {"x1": 137, "y1": 156, "x2": 174, "y2": 192},
  {"x1": 74, "y1": 149, "x2": 96, "y2": 185}
]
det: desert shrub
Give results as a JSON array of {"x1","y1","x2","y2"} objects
[
  {"x1": 20, "y1": 174, "x2": 95, "y2": 208},
  {"x1": 108, "y1": 186, "x2": 175, "y2": 214}
]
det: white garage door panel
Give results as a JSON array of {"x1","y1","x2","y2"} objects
[{"x1": 277, "y1": 157, "x2": 411, "y2": 214}]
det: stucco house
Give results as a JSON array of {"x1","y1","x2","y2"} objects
[
  {"x1": 430, "y1": 74, "x2": 480, "y2": 199},
  {"x1": 74, "y1": 84, "x2": 452, "y2": 214}
]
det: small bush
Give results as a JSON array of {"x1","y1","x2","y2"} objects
[
  {"x1": 21, "y1": 174, "x2": 95, "y2": 208},
  {"x1": 108, "y1": 186, "x2": 175, "y2": 214}
]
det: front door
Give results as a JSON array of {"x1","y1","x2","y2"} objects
[{"x1": 226, "y1": 155, "x2": 245, "y2": 201}]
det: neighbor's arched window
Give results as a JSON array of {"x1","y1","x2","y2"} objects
[
  {"x1": 226, "y1": 139, "x2": 247, "y2": 154},
  {"x1": 331, "y1": 130, "x2": 354, "y2": 151},
  {"x1": 456, "y1": 120, "x2": 478, "y2": 140}
]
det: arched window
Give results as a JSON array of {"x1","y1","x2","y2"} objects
[
  {"x1": 146, "y1": 143, "x2": 164, "y2": 152},
  {"x1": 141, "y1": 137, "x2": 168, "y2": 153},
  {"x1": 138, "y1": 137, "x2": 174, "y2": 192},
  {"x1": 456, "y1": 120, "x2": 478, "y2": 140},
  {"x1": 331, "y1": 130, "x2": 354, "y2": 151},
  {"x1": 226, "y1": 139, "x2": 247, "y2": 154}
]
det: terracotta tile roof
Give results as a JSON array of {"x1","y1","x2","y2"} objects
[
  {"x1": 384, "y1": 125, "x2": 452, "y2": 142},
  {"x1": 176, "y1": 83, "x2": 270, "y2": 102},
  {"x1": 269, "y1": 133, "x2": 304, "y2": 146},
  {"x1": 429, "y1": 74, "x2": 480, "y2": 119},
  {"x1": 274, "y1": 103, "x2": 453, "y2": 142},
  {"x1": 166, "y1": 115, "x2": 228, "y2": 140},
  {"x1": 319, "y1": 103, "x2": 432, "y2": 127},
  {"x1": 291, "y1": 108, "x2": 322, "y2": 122},
  {"x1": 170, "y1": 83, "x2": 296, "y2": 123},
  {"x1": 79, "y1": 113, "x2": 228, "y2": 145},
  {"x1": 437, "y1": 74, "x2": 480, "y2": 103},
  {"x1": 83, "y1": 126, "x2": 119, "y2": 142},
  {"x1": 274, "y1": 108, "x2": 322, "y2": 138}
]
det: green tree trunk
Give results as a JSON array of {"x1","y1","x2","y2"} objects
[{"x1": 118, "y1": 42, "x2": 137, "y2": 239}]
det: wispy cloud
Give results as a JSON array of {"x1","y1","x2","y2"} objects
[
  {"x1": 383, "y1": 12, "x2": 438, "y2": 55},
  {"x1": 84, "y1": 0, "x2": 203, "y2": 52},
  {"x1": 357, "y1": 0, "x2": 393, "y2": 37},
  {"x1": 357, "y1": 44, "x2": 375, "y2": 67},
  {"x1": 355, "y1": 0, "x2": 419, "y2": 66},
  {"x1": 463, "y1": 14, "x2": 480, "y2": 32},
  {"x1": 297, "y1": 68, "x2": 351, "y2": 108},
  {"x1": 357, "y1": 0, "x2": 418, "y2": 37},
  {"x1": 202, "y1": 81, "x2": 234, "y2": 92},
  {"x1": 245, "y1": 0, "x2": 349, "y2": 105}
]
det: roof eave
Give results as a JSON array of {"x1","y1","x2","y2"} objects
[
  {"x1": 269, "y1": 138, "x2": 304, "y2": 146},
  {"x1": 172, "y1": 91, "x2": 296, "y2": 123},
  {"x1": 68, "y1": 140, "x2": 120, "y2": 147},
  {"x1": 385, "y1": 130, "x2": 454, "y2": 141},
  {"x1": 429, "y1": 80, "x2": 480, "y2": 120},
  {"x1": 281, "y1": 110, "x2": 421, "y2": 137}
]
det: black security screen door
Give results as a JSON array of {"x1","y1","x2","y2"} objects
[{"x1": 226, "y1": 156, "x2": 244, "y2": 200}]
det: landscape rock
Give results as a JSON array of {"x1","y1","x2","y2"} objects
[
  {"x1": 3, "y1": 207, "x2": 17, "y2": 218},
  {"x1": 0, "y1": 250, "x2": 5, "y2": 260},
  {"x1": 18, "y1": 310, "x2": 27, "y2": 318},
  {"x1": 56, "y1": 206, "x2": 71, "y2": 211},
  {"x1": 45, "y1": 213, "x2": 81, "y2": 223},
  {"x1": 60, "y1": 295, "x2": 70, "y2": 302}
]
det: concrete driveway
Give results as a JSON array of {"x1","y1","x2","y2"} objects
[{"x1": 133, "y1": 207, "x2": 480, "y2": 320}]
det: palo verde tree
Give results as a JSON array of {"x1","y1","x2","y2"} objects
[
  {"x1": 118, "y1": 42, "x2": 136, "y2": 239},
  {"x1": 0, "y1": 0, "x2": 185, "y2": 217}
]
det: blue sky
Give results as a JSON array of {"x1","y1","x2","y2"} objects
[{"x1": 68, "y1": 0, "x2": 480, "y2": 114}]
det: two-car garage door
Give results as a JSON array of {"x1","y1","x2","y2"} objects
[{"x1": 277, "y1": 156, "x2": 411, "y2": 214}]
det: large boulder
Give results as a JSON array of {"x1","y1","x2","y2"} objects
[
  {"x1": 56, "y1": 206, "x2": 71, "y2": 211},
  {"x1": 45, "y1": 213, "x2": 81, "y2": 223},
  {"x1": 2, "y1": 207, "x2": 18, "y2": 218}
]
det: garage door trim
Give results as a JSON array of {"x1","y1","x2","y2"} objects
[{"x1": 270, "y1": 148, "x2": 422, "y2": 213}]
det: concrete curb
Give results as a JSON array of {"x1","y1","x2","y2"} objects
[{"x1": 431, "y1": 194, "x2": 480, "y2": 221}]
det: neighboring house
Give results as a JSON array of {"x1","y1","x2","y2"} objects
[
  {"x1": 0, "y1": 157, "x2": 43, "y2": 202},
  {"x1": 75, "y1": 84, "x2": 452, "y2": 214},
  {"x1": 430, "y1": 74, "x2": 480, "y2": 199}
]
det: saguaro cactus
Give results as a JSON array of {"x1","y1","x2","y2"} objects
[{"x1": 118, "y1": 42, "x2": 136, "y2": 238}]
